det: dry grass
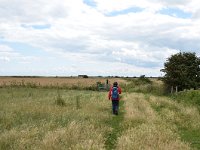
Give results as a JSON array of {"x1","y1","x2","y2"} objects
[
  {"x1": 0, "y1": 88, "x2": 112, "y2": 150},
  {"x1": 0, "y1": 77, "x2": 126, "y2": 87},
  {"x1": 149, "y1": 95, "x2": 200, "y2": 130},
  {"x1": 117, "y1": 123, "x2": 190, "y2": 150},
  {"x1": 117, "y1": 93, "x2": 192, "y2": 150},
  {"x1": 122, "y1": 93, "x2": 156, "y2": 123},
  {"x1": 41, "y1": 121, "x2": 106, "y2": 150},
  {"x1": 1, "y1": 85, "x2": 199, "y2": 149}
]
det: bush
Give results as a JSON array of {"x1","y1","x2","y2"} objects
[
  {"x1": 172, "y1": 90, "x2": 200, "y2": 107},
  {"x1": 121, "y1": 78, "x2": 165, "y2": 95},
  {"x1": 137, "y1": 76, "x2": 152, "y2": 84}
]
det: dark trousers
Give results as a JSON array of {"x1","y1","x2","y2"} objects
[{"x1": 112, "y1": 100, "x2": 119, "y2": 115}]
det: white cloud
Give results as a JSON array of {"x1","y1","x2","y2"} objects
[
  {"x1": 0, "y1": 44, "x2": 40, "y2": 64},
  {"x1": 0, "y1": 0, "x2": 70, "y2": 23},
  {"x1": 0, "y1": 56, "x2": 10, "y2": 62},
  {"x1": 0, "y1": 45, "x2": 13, "y2": 52},
  {"x1": 0, "y1": 45, "x2": 19, "y2": 59},
  {"x1": 0, "y1": 0, "x2": 200, "y2": 76}
]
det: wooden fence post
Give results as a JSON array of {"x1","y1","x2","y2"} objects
[{"x1": 171, "y1": 86, "x2": 173, "y2": 94}]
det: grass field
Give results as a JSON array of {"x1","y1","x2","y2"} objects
[
  {"x1": 0, "y1": 87, "x2": 112, "y2": 149},
  {"x1": 0, "y1": 77, "x2": 200, "y2": 149}
]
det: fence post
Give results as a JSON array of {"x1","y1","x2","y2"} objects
[
  {"x1": 171, "y1": 86, "x2": 173, "y2": 94},
  {"x1": 76, "y1": 95, "x2": 80, "y2": 109},
  {"x1": 175, "y1": 86, "x2": 178, "y2": 93}
]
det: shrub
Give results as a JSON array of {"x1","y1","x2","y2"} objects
[
  {"x1": 172, "y1": 90, "x2": 200, "y2": 107},
  {"x1": 138, "y1": 75, "x2": 152, "y2": 84},
  {"x1": 121, "y1": 78, "x2": 165, "y2": 96}
]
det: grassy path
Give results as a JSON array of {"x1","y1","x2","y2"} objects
[
  {"x1": 105, "y1": 101, "x2": 125, "y2": 150},
  {"x1": 115, "y1": 92, "x2": 200, "y2": 150}
]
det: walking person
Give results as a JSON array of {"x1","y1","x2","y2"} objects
[{"x1": 108, "y1": 82, "x2": 122, "y2": 115}]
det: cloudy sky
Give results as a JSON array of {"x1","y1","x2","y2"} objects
[{"x1": 0, "y1": 0, "x2": 200, "y2": 77}]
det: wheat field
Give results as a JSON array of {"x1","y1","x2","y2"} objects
[{"x1": 0, "y1": 77, "x2": 126, "y2": 88}]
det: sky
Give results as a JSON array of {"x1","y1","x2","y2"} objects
[{"x1": 0, "y1": 0, "x2": 200, "y2": 77}]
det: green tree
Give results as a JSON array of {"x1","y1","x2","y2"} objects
[{"x1": 161, "y1": 52, "x2": 200, "y2": 91}]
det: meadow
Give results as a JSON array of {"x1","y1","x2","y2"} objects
[{"x1": 0, "y1": 77, "x2": 200, "y2": 150}]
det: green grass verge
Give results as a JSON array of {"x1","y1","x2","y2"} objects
[
  {"x1": 179, "y1": 128, "x2": 200, "y2": 150},
  {"x1": 170, "y1": 90, "x2": 200, "y2": 149},
  {"x1": 150, "y1": 95, "x2": 200, "y2": 150},
  {"x1": 172, "y1": 90, "x2": 200, "y2": 109}
]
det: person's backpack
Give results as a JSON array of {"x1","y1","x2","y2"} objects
[{"x1": 112, "y1": 87, "x2": 119, "y2": 99}]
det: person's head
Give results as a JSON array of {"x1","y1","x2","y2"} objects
[{"x1": 113, "y1": 82, "x2": 118, "y2": 87}]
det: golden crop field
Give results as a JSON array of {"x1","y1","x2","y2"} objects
[{"x1": 0, "y1": 77, "x2": 127, "y2": 87}]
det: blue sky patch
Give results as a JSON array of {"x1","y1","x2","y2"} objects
[
  {"x1": 21, "y1": 24, "x2": 51, "y2": 30},
  {"x1": 159, "y1": 7, "x2": 192, "y2": 19},
  {"x1": 106, "y1": 7, "x2": 144, "y2": 17},
  {"x1": 1, "y1": 40, "x2": 50, "y2": 57},
  {"x1": 83, "y1": 0, "x2": 96, "y2": 7},
  {"x1": 32, "y1": 24, "x2": 51, "y2": 30}
]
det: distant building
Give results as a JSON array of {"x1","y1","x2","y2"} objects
[{"x1": 78, "y1": 75, "x2": 88, "y2": 78}]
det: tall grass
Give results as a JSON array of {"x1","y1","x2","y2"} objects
[
  {"x1": 1, "y1": 84, "x2": 200, "y2": 149},
  {"x1": 148, "y1": 94, "x2": 200, "y2": 149},
  {"x1": 55, "y1": 90, "x2": 66, "y2": 106},
  {"x1": 168, "y1": 89, "x2": 200, "y2": 149},
  {"x1": 0, "y1": 77, "x2": 127, "y2": 91},
  {"x1": 0, "y1": 87, "x2": 112, "y2": 150},
  {"x1": 0, "y1": 80, "x2": 98, "y2": 91},
  {"x1": 121, "y1": 77, "x2": 165, "y2": 96},
  {"x1": 116, "y1": 93, "x2": 200, "y2": 150},
  {"x1": 171, "y1": 90, "x2": 200, "y2": 107}
]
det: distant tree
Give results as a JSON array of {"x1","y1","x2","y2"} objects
[{"x1": 161, "y1": 52, "x2": 200, "y2": 91}]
